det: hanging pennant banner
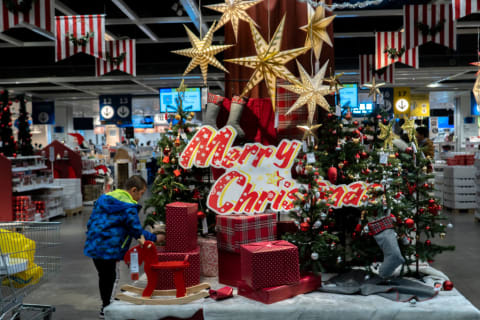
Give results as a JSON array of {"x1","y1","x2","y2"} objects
[
  {"x1": 0, "y1": 0, "x2": 54, "y2": 33},
  {"x1": 180, "y1": 125, "x2": 380, "y2": 215},
  {"x1": 99, "y1": 95, "x2": 132, "y2": 125},
  {"x1": 393, "y1": 87, "x2": 411, "y2": 116},
  {"x1": 410, "y1": 93, "x2": 430, "y2": 117},
  {"x1": 96, "y1": 39, "x2": 136, "y2": 77},
  {"x1": 32, "y1": 101, "x2": 55, "y2": 125}
]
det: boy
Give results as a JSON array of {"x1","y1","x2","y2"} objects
[{"x1": 84, "y1": 175, "x2": 164, "y2": 318}]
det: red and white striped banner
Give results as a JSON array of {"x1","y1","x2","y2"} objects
[
  {"x1": 0, "y1": 0, "x2": 54, "y2": 33},
  {"x1": 359, "y1": 54, "x2": 395, "y2": 86},
  {"x1": 96, "y1": 40, "x2": 136, "y2": 77},
  {"x1": 404, "y1": 4, "x2": 456, "y2": 51},
  {"x1": 55, "y1": 15, "x2": 105, "y2": 62},
  {"x1": 375, "y1": 32, "x2": 419, "y2": 70},
  {"x1": 452, "y1": 0, "x2": 480, "y2": 20}
]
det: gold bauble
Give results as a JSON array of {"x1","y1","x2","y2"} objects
[
  {"x1": 175, "y1": 114, "x2": 181, "y2": 120},
  {"x1": 389, "y1": 154, "x2": 396, "y2": 159},
  {"x1": 440, "y1": 233, "x2": 446, "y2": 239},
  {"x1": 338, "y1": 162, "x2": 344, "y2": 169},
  {"x1": 352, "y1": 138, "x2": 360, "y2": 144},
  {"x1": 305, "y1": 165, "x2": 313, "y2": 172}
]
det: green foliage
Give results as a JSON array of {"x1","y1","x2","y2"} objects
[
  {"x1": 17, "y1": 96, "x2": 33, "y2": 156},
  {"x1": 0, "y1": 90, "x2": 16, "y2": 157}
]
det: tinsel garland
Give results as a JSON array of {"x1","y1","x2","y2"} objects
[{"x1": 297, "y1": 0, "x2": 385, "y2": 10}]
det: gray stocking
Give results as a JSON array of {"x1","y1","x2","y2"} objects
[
  {"x1": 226, "y1": 96, "x2": 246, "y2": 139},
  {"x1": 204, "y1": 92, "x2": 224, "y2": 129}
]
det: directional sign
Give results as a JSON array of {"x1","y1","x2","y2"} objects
[
  {"x1": 32, "y1": 101, "x2": 55, "y2": 124},
  {"x1": 393, "y1": 87, "x2": 411, "y2": 116},
  {"x1": 99, "y1": 95, "x2": 132, "y2": 125}
]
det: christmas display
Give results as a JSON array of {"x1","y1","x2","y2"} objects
[
  {"x1": 0, "y1": 90, "x2": 16, "y2": 157},
  {"x1": 300, "y1": 5, "x2": 335, "y2": 60},
  {"x1": 16, "y1": 96, "x2": 33, "y2": 156}
]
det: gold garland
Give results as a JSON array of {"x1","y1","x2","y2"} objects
[
  {"x1": 69, "y1": 32, "x2": 95, "y2": 47},
  {"x1": 5, "y1": 0, "x2": 37, "y2": 14}
]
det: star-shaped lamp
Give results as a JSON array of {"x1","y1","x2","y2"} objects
[
  {"x1": 401, "y1": 116, "x2": 417, "y2": 146},
  {"x1": 470, "y1": 51, "x2": 480, "y2": 75},
  {"x1": 225, "y1": 15, "x2": 308, "y2": 111},
  {"x1": 204, "y1": 0, "x2": 263, "y2": 42},
  {"x1": 297, "y1": 123, "x2": 322, "y2": 141},
  {"x1": 473, "y1": 75, "x2": 480, "y2": 106},
  {"x1": 378, "y1": 120, "x2": 399, "y2": 150},
  {"x1": 324, "y1": 68, "x2": 344, "y2": 95},
  {"x1": 279, "y1": 60, "x2": 334, "y2": 125},
  {"x1": 363, "y1": 77, "x2": 385, "y2": 103},
  {"x1": 172, "y1": 21, "x2": 234, "y2": 85},
  {"x1": 300, "y1": 5, "x2": 335, "y2": 60}
]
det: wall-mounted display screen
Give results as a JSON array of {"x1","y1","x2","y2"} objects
[
  {"x1": 338, "y1": 84, "x2": 358, "y2": 109},
  {"x1": 160, "y1": 87, "x2": 202, "y2": 112}
]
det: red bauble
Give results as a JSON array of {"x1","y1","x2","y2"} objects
[
  {"x1": 353, "y1": 120, "x2": 359, "y2": 126},
  {"x1": 300, "y1": 222, "x2": 310, "y2": 232},
  {"x1": 327, "y1": 113, "x2": 333, "y2": 118},
  {"x1": 355, "y1": 224, "x2": 362, "y2": 232},
  {"x1": 332, "y1": 130, "x2": 337, "y2": 135},
  {"x1": 383, "y1": 119, "x2": 388, "y2": 124},
  {"x1": 376, "y1": 115, "x2": 382, "y2": 120},
  {"x1": 405, "y1": 218, "x2": 415, "y2": 228},
  {"x1": 428, "y1": 199, "x2": 435, "y2": 205},
  {"x1": 197, "y1": 211, "x2": 205, "y2": 219},
  {"x1": 405, "y1": 147, "x2": 413, "y2": 154},
  {"x1": 425, "y1": 240, "x2": 431, "y2": 246},
  {"x1": 443, "y1": 280, "x2": 454, "y2": 291},
  {"x1": 419, "y1": 208, "x2": 425, "y2": 214},
  {"x1": 394, "y1": 192, "x2": 402, "y2": 199},
  {"x1": 345, "y1": 112, "x2": 352, "y2": 120},
  {"x1": 327, "y1": 166, "x2": 338, "y2": 184},
  {"x1": 361, "y1": 151, "x2": 368, "y2": 158},
  {"x1": 3, "y1": 107, "x2": 6, "y2": 112},
  {"x1": 423, "y1": 183, "x2": 430, "y2": 189}
]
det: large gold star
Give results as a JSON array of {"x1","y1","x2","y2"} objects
[
  {"x1": 401, "y1": 117, "x2": 417, "y2": 146},
  {"x1": 279, "y1": 60, "x2": 334, "y2": 125},
  {"x1": 324, "y1": 68, "x2": 344, "y2": 95},
  {"x1": 297, "y1": 123, "x2": 322, "y2": 141},
  {"x1": 204, "y1": 0, "x2": 263, "y2": 42},
  {"x1": 172, "y1": 21, "x2": 234, "y2": 85},
  {"x1": 300, "y1": 5, "x2": 335, "y2": 60},
  {"x1": 473, "y1": 75, "x2": 480, "y2": 106},
  {"x1": 363, "y1": 77, "x2": 385, "y2": 103},
  {"x1": 224, "y1": 15, "x2": 308, "y2": 111},
  {"x1": 378, "y1": 121, "x2": 399, "y2": 150}
]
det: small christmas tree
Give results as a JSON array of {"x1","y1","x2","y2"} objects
[
  {"x1": 145, "y1": 81, "x2": 213, "y2": 233},
  {"x1": 0, "y1": 90, "x2": 16, "y2": 156},
  {"x1": 16, "y1": 96, "x2": 33, "y2": 156}
]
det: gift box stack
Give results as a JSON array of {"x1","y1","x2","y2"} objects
[
  {"x1": 155, "y1": 202, "x2": 201, "y2": 290},
  {"x1": 216, "y1": 213, "x2": 277, "y2": 286},
  {"x1": 33, "y1": 200, "x2": 46, "y2": 219},
  {"x1": 198, "y1": 235, "x2": 218, "y2": 277},
  {"x1": 13, "y1": 196, "x2": 35, "y2": 221},
  {"x1": 238, "y1": 240, "x2": 321, "y2": 304}
]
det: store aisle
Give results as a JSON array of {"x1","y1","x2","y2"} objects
[{"x1": 24, "y1": 210, "x2": 480, "y2": 319}]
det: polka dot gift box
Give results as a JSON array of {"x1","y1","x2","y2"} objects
[
  {"x1": 155, "y1": 246, "x2": 200, "y2": 290},
  {"x1": 240, "y1": 240, "x2": 300, "y2": 290},
  {"x1": 165, "y1": 202, "x2": 198, "y2": 253},
  {"x1": 216, "y1": 213, "x2": 277, "y2": 253}
]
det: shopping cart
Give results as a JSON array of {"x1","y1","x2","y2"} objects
[{"x1": 0, "y1": 222, "x2": 61, "y2": 320}]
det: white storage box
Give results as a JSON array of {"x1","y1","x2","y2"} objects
[
  {"x1": 444, "y1": 199, "x2": 476, "y2": 209},
  {"x1": 443, "y1": 192, "x2": 476, "y2": 202},
  {"x1": 443, "y1": 166, "x2": 476, "y2": 178}
]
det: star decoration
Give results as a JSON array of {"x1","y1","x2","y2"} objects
[
  {"x1": 473, "y1": 75, "x2": 480, "y2": 106},
  {"x1": 224, "y1": 15, "x2": 308, "y2": 111},
  {"x1": 378, "y1": 121, "x2": 399, "y2": 150},
  {"x1": 172, "y1": 21, "x2": 234, "y2": 85},
  {"x1": 363, "y1": 77, "x2": 385, "y2": 103},
  {"x1": 204, "y1": 0, "x2": 263, "y2": 42},
  {"x1": 324, "y1": 68, "x2": 344, "y2": 95},
  {"x1": 470, "y1": 51, "x2": 480, "y2": 75},
  {"x1": 279, "y1": 60, "x2": 334, "y2": 125},
  {"x1": 297, "y1": 123, "x2": 322, "y2": 141},
  {"x1": 401, "y1": 117, "x2": 417, "y2": 146},
  {"x1": 176, "y1": 79, "x2": 186, "y2": 93},
  {"x1": 300, "y1": 5, "x2": 335, "y2": 60},
  {"x1": 266, "y1": 171, "x2": 285, "y2": 187}
]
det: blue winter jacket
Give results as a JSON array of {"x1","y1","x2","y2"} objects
[{"x1": 84, "y1": 190, "x2": 156, "y2": 260}]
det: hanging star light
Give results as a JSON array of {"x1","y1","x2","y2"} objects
[
  {"x1": 363, "y1": 77, "x2": 385, "y2": 103},
  {"x1": 172, "y1": 21, "x2": 234, "y2": 85},
  {"x1": 324, "y1": 68, "x2": 344, "y2": 95},
  {"x1": 470, "y1": 51, "x2": 480, "y2": 75},
  {"x1": 297, "y1": 123, "x2": 322, "y2": 141},
  {"x1": 300, "y1": 4, "x2": 335, "y2": 60},
  {"x1": 204, "y1": 0, "x2": 263, "y2": 42},
  {"x1": 401, "y1": 116, "x2": 417, "y2": 146},
  {"x1": 378, "y1": 120, "x2": 399, "y2": 150},
  {"x1": 279, "y1": 60, "x2": 334, "y2": 125},
  {"x1": 473, "y1": 75, "x2": 480, "y2": 106},
  {"x1": 224, "y1": 15, "x2": 309, "y2": 111}
]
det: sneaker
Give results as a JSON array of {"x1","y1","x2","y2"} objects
[{"x1": 99, "y1": 309, "x2": 105, "y2": 319}]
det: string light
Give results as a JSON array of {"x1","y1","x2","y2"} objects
[{"x1": 298, "y1": 0, "x2": 386, "y2": 10}]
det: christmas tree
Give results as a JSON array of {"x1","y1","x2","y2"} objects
[
  {"x1": 16, "y1": 96, "x2": 34, "y2": 156},
  {"x1": 0, "y1": 90, "x2": 16, "y2": 156},
  {"x1": 144, "y1": 81, "x2": 213, "y2": 233}
]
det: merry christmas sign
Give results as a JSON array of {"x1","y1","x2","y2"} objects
[{"x1": 180, "y1": 126, "x2": 377, "y2": 215}]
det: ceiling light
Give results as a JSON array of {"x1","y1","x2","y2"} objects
[{"x1": 427, "y1": 82, "x2": 441, "y2": 88}]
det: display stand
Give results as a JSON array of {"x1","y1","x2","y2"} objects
[{"x1": 39, "y1": 141, "x2": 82, "y2": 179}]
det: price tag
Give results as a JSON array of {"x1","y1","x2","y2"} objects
[
  {"x1": 181, "y1": 132, "x2": 188, "y2": 140},
  {"x1": 201, "y1": 217, "x2": 208, "y2": 235},
  {"x1": 336, "y1": 105, "x2": 341, "y2": 117},
  {"x1": 306, "y1": 152, "x2": 316, "y2": 164},
  {"x1": 49, "y1": 146, "x2": 55, "y2": 162},
  {"x1": 412, "y1": 142, "x2": 417, "y2": 153},
  {"x1": 302, "y1": 141, "x2": 308, "y2": 153},
  {"x1": 130, "y1": 251, "x2": 139, "y2": 274},
  {"x1": 379, "y1": 152, "x2": 388, "y2": 165}
]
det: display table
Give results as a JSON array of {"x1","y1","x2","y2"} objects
[{"x1": 105, "y1": 276, "x2": 480, "y2": 320}]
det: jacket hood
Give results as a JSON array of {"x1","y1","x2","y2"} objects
[{"x1": 96, "y1": 193, "x2": 140, "y2": 214}]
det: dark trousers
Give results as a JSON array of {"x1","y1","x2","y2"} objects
[{"x1": 93, "y1": 259, "x2": 118, "y2": 308}]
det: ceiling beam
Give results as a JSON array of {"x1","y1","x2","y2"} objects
[
  {"x1": 111, "y1": 0, "x2": 159, "y2": 41},
  {"x1": 179, "y1": 0, "x2": 209, "y2": 36},
  {"x1": 18, "y1": 23, "x2": 55, "y2": 40},
  {"x1": 334, "y1": 9, "x2": 403, "y2": 18},
  {"x1": 0, "y1": 33, "x2": 23, "y2": 46},
  {"x1": 105, "y1": 16, "x2": 220, "y2": 25},
  {"x1": 51, "y1": 82, "x2": 98, "y2": 97},
  {"x1": 132, "y1": 79, "x2": 159, "y2": 94}
]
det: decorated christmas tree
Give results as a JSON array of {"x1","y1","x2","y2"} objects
[
  {"x1": 144, "y1": 81, "x2": 213, "y2": 233},
  {"x1": 16, "y1": 96, "x2": 34, "y2": 156},
  {"x1": 0, "y1": 90, "x2": 16, "y2": 157}
]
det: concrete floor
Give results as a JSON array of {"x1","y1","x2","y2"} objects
[{"x1": 24, "y1": 209, "x2": 480, "y2": 319}]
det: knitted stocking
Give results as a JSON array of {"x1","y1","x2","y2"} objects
[
  {"x1": 204, "y1": 92, "x2": 224, "y2": 129},
  {"x1": 368, "y1": 216, "x2": 405, "y2": 278},
  {"x1": 226, "y1": 96, "x2": 246, "y2": 139}
]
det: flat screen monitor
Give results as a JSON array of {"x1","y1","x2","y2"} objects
[
  {"x1": 73, "y1": 118, "x2": 94, "y2": 130},
  {"x1": 160, "y1": 87, "x2": 202, "y2": 113},
  {"x1": 338, "y1": 84, "x2": 358, "y2": 109},
  {"x1": 437, "y1": 116, "x2": 454, "y2": 129},
  {"x1": 132, "y1": 115, "x2": 154, "y2": 128},
  {"x1": 351, "y1": 102, "x2": 374, "y2": 116},
  {"x1": 471, "y1": 92, "x2": 480, "y2": 115}
]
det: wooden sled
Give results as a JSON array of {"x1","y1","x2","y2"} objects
[{"x1": 116, "y1": 240, "x2": 210, "y2": 305}]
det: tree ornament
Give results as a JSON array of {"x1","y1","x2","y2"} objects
[
  {"x1": 335, "y1": 145, "x2": 342, "y2": 151},
  {"x1": 378, "y1": 120, "x2": 399, "y2": 150},
  {"x1": 337, "y1": 162, "x2": 344, "y2": 169},
  {"x1": 172, "y1": 21, "x2": 234, "y2": 85},
  {"x1": 337, "y1": 256, "x2": 343, "y2": 263},
  {"x1": 225, "y1": 15, "x2": 308, "y2": 111},
  {"x1": 300, "y1": 222, "x2": 310, "y2": 232},
  {"x1": 443, "y1": 280, "x2": 454, "y2": 291},
  {"x1": 311, "y1": 252, "x2": 319, "y2": 260},
  {"x1": 327, "y1": 166, "x2": 337, "y2": 184},
  {"x1": 447, "y1": 223, "x2": 454, "y2": 229},
  {"x1": 162, "y1": 156, "x2": 170, "y2": 164},
  {"x1": 440, "y1": 233, "x2": 446, "y2": 239},
  {"x1": 164, "y1": 146, "x2": 171, "y2": 155},
  {"x1": 171, "y1": 157, "x2": 177, "y2": 164},
  {"x1": 345, "y1": 111, "x2": 352, "y2": 120},
  {"x1": 425, "y1": 240, "x2": 431, "y2": 246},
  {"x1": 364, "y1": 77, "x2": 385, "y2": 103},
  {"x1": 353, "y1": 120, "x2": 359, "y2": 126},
  {"x1": 405, "y1": 147, "x2": 413, "y2": 154},
  {"x1": 297, "y1": 123, "x2": 322, "y2": 141},
  {"x1": 175, "y1": 114, "x2": 181, "y2": 121},
  {"x1": 320, "y1": 212, "x2": 327, "y2": 220},
  {"x1": 405, "y1": 218, "x2": 415, "y2": 228}
]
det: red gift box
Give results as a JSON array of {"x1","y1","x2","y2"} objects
[
  {"x1": 155, "y1": 246, "x2": 200, "y2": 290},
  {"x1": 165, "y1": 202, "x2": 198, "y2": 252},
  {"x1": 241, "y1": 240, "x2": 300, "y2": 290},
  {"x1": 238, "y1": 274, "x2": 322, "y2": 304},
  {"x1": 218, "y1": 249, "x2": 241, "y2": 286},
  {"x1": 277, "y1": 221, "x2": 298, "y2": 240},
  {"x1": 198, "y1": 236, "x2": 218, "y2": 277},
  {"x1": 216, "y1": 213, "x2": 277, "y2": 253}
]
